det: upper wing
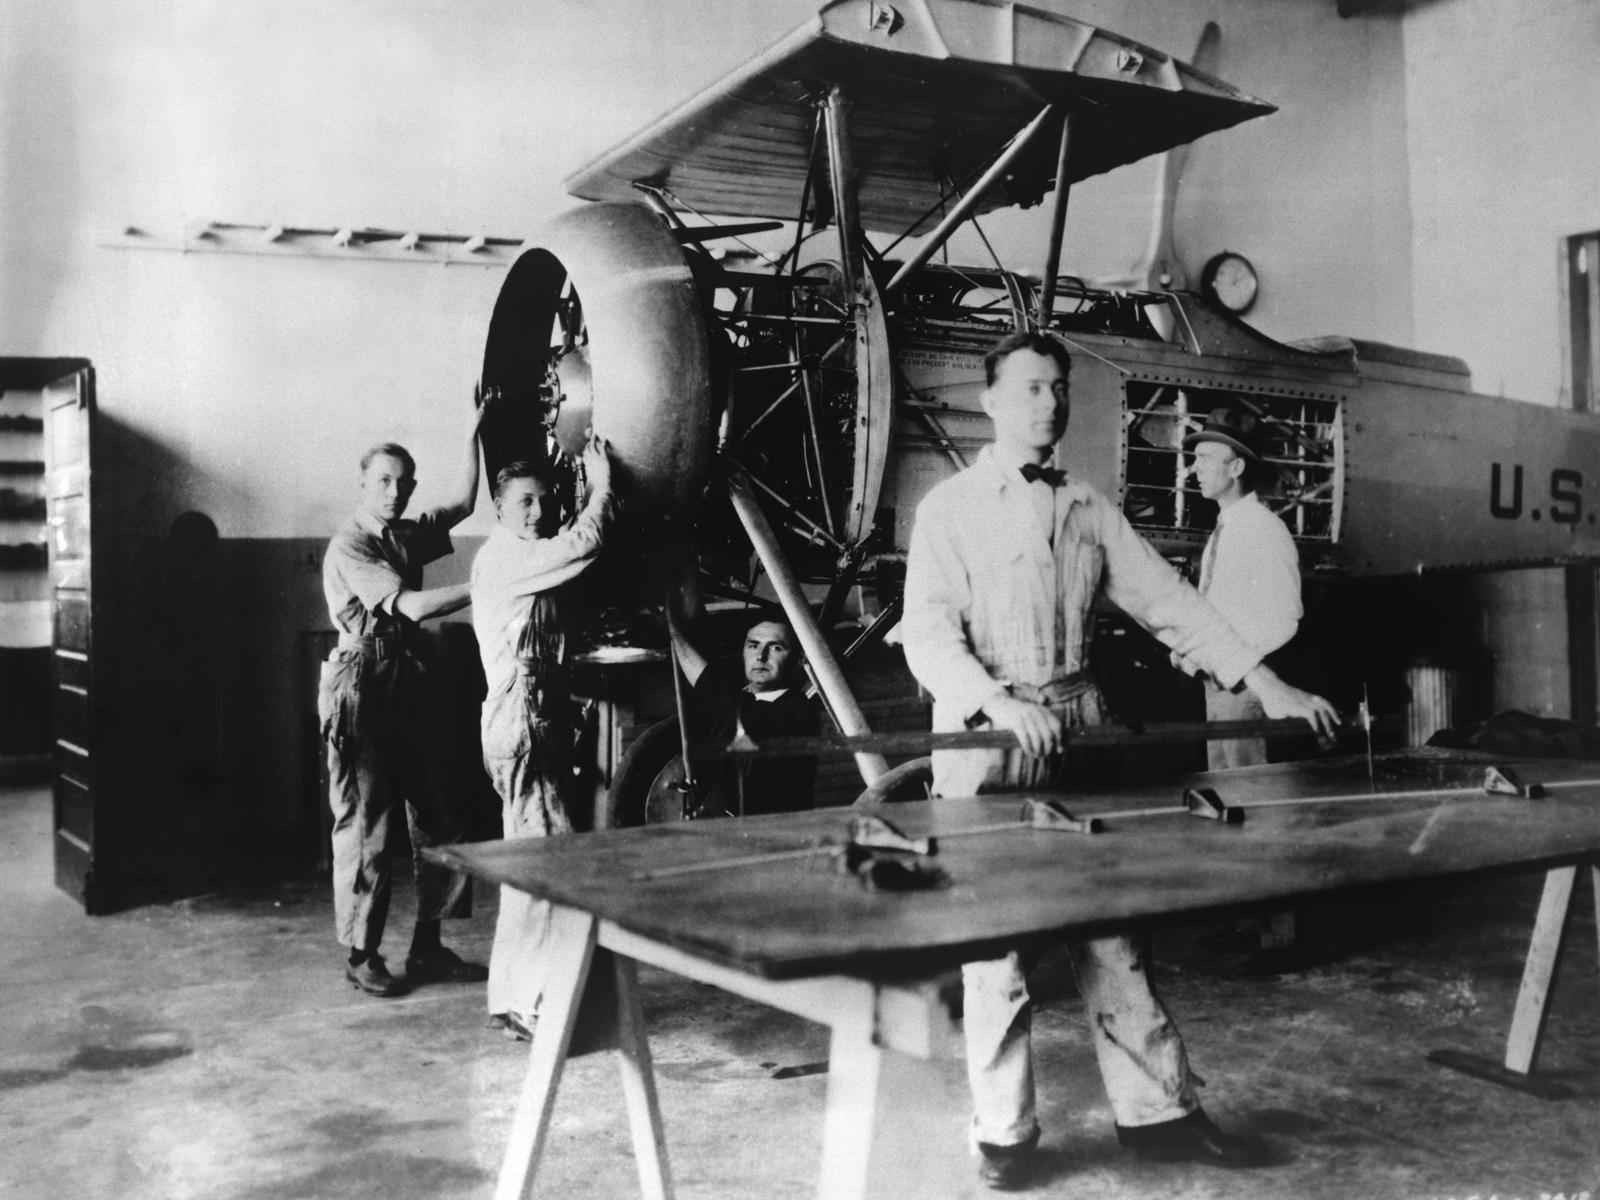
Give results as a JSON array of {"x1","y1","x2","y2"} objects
[{"x1": 565, "y1": 0, "x2": 1275, "y2": 234}]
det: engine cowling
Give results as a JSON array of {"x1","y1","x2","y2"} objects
[{"x1": 480, "y1": 201, "x2": 716, "y2": 549}]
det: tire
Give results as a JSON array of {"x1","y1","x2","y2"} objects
[
  {"x1": 851, "y1": 756, "x2": 934, "y2": 808},
  {"x1": 603, "y1": 717, "x2": 693, "y2": 829}
]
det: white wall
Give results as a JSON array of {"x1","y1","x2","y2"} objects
[{"x1": 1404, "y1": 0, "x2": 1600, "y2": 406}]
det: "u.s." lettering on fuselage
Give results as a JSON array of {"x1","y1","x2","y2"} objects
[{"x1": 1490, "y1": 463, "x2": 1591, "y2": 525}]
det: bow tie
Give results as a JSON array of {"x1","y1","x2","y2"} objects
[{"x1": 1019, "y1": 463, "x2": 1066, "y2": 487}]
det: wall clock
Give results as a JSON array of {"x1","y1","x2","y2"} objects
[{"x1": 1200, "y1": 250, "x2": 1259, "y2": 314}]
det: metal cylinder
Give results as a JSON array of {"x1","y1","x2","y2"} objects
[{"x1": 1405, "y1": 661, "x2": 1465, "y2": 747}]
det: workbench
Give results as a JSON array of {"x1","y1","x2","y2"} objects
[{"x1": 428, "y1": 750, "x2": 1600, "y2": 1200}]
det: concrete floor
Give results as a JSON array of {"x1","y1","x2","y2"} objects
[{"x1": 2, "y1": 779, "x2": 1596, "y2": 1200}]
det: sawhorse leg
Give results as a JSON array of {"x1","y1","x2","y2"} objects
[
  {"x1": 816, "y1": 994, "x2": 884, "y2": 1200},
  {"x1": 615, "y1": 954, "x2": 673, "y2": 1199},
  {"x1": 813, "y1": 978, "x2": 957, "y2": 1200},
  {"x1": 492, "y1": 913, "x2": 951, "y2": 1200},
  {"x1": 494, "y1": 905, "x2": 674, "y2": 1200},
  {"x1": 1427, "y1": 862, "x2": 1598, "y2": 1099}
]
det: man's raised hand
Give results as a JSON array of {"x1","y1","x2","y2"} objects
[{"x1": 582, "y1": 434, "x2": 613, "y2": 492}]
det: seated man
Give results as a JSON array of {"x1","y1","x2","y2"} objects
[{"x1": 666, "y1": 601, "x2": 820, "y2": 817}]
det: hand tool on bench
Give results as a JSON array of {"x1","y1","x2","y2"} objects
[{"x1": 631, "y1": 812, "x2": 942, "y2": 886}]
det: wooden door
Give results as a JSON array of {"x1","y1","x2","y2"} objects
[{"x1": 43, "y1": 365, "x2": 99, "y2": 910}]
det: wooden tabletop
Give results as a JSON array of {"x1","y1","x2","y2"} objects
[{"x1": 429, "y1": 750, "x2": 1600, "y2": 981}]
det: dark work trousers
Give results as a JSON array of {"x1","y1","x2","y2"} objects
[{"x1": 319, "y1": 645, "x2": 471, "y2": 951}]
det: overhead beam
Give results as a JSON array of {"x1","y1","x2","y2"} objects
[
  {"x1": 1336, "y1": 0, "x2": 1401, "y2": 16},
  {"x1": 103, "y1": 221, "x2": 527, "y2": 266}
]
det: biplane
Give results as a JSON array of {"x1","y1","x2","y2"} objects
[{"x1": 473, "y1": 0, "x2": 1600, "y2": 815}]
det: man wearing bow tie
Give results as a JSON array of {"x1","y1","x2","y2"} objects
[{"x1": 902, "y1": 330, "x2": 1338, "y2": 1190}]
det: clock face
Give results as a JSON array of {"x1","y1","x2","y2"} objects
[{"x1": 1201, "y1": 251, "x2": 1258, "y2": 314}]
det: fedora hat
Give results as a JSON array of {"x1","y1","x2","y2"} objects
[{"x1": 1181, "y1": 406, "x2": 1262, "y2": 462}]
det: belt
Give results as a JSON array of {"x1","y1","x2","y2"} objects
[
  {"x1": 497, "y1": 658, "x2": 569, "y2": 691},
  {"x1": 335, "y1": 633, "x2": 416, "y2": 659},
  {"x1": 1007, "y1": 671, "x2": 1096, "y2": 706},
  {"x1": 1199, "y1": 671, "x2": 1248, "y2": 696}
]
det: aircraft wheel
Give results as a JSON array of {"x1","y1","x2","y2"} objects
[
  {"x1": 605, "y1": 717, "x2": 697, "y2": 828},
  {"x1": 851, "y1": 755, "x2": 934, "y2": 807}
]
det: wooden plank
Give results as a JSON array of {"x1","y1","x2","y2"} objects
[
  {"x1": 600, "y1": 923, "x2": 948, "y2": 1060},
  {"x1": 1504, "y1": 865, "x2": 1577, "y2": 1074},
  {"x1": 712, "y1": 716, "x2": 1316, "y2": 758},
  {"x1": 816, "y1": 994, "x2": 882, "y2": 1200},
  {"x1": 612, "y1": 955, "x2": 674, "y2": 1200},
  {"x1": 494, "y1": 906, "x2": 600, "y2": 1200},
  {"x1": 1428, "y1": 862, "x2": 1591, "y2": 1097},
  {"x1": 1593, "y1": 864, "x2": 1600, "y2": 984},
  {"x1": 430, "y1": 752, "x2": 1600, "y2": 982}
]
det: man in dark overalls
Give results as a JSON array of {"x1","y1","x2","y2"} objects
[{"x1": 319, "y1": 402, "x2": 489, "y2": 997}]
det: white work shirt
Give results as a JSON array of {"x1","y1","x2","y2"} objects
[
  {"x1": 903, "y1": 446, "x2": 1263, "y2": 730},
  {"x1": 469, "y1": 479, "x2": 616, "y2": 694},
  {"x1": 1195, "y1": 492, "x2": 1302, "y2": 661}
]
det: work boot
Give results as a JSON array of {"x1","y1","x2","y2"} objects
[
  {"x1": 345, "y1": 954, "x2": 407, "y2": 998},
  {"x1": 1116, "y1": 1110, "x2": 1267, "y2": 1167},
  {"x1": 405, "y1": 945, "x2": 488, "y2": 983},
  {"x1": 974, "y1": 1129, "x2": 1039, "y2": 1191}
]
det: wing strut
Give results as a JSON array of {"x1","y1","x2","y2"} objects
[
  {"x1": 823, "y1": 87, "x2": 863, "y2": 302},
  {"x1": 883, "y1": 105, "x2": 1058, "y2": 299},
  {"x1": 1035, "y1": 112, "x2": 1076, "y2": 327}
]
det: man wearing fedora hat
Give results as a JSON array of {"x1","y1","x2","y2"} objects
[{"x1": 1179, "y1": 406, "x2": 1304, "y2": 770}]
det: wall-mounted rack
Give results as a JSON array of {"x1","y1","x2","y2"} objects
[{"x1": 102, "y1": 220, "x2": 529, "y2": 266}]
